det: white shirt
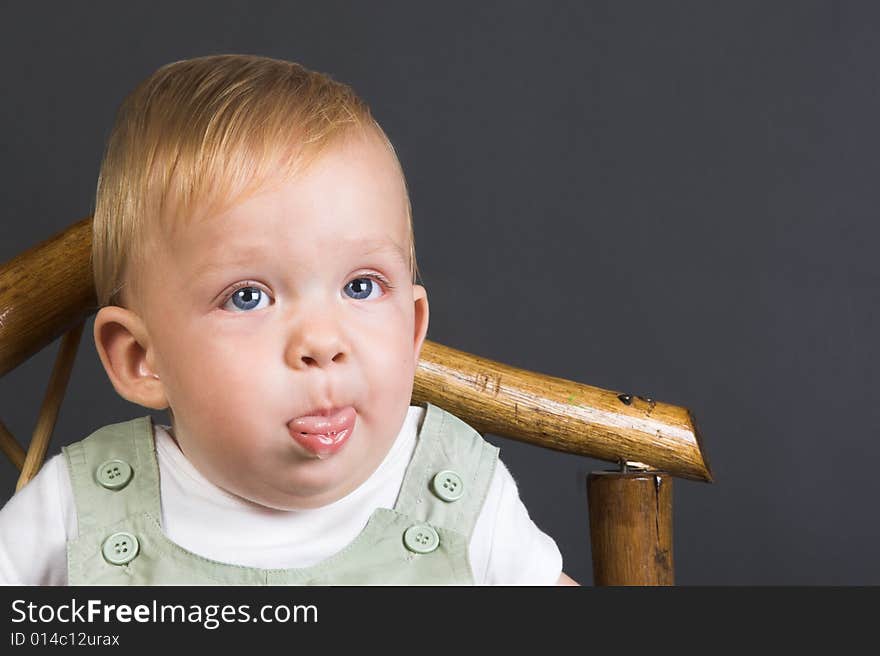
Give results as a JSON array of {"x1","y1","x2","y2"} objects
[{"x1": 0, "y1": 406, "x2": 562, "y2": 585}]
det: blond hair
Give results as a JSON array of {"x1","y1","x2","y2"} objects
[{"x1": 93, "y1": 54, "x2": 418, "y2": 307}]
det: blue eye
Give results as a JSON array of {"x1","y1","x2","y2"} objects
[
  {"x1": 223, "y1": 286, "x2": 270, "y2": 312},
  {"x1": 344, "y1": 277, "x2": 384, "y2": 300}
]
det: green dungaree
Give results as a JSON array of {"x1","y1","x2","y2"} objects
[{"x1": 63, "y1": 402, "x2": 499, "y2": 584}]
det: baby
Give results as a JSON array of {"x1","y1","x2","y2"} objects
[{"x1": 0, "y1": 54, "x2": 574, "y2": 585}]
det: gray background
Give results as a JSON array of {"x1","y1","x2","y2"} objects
[{"x1": 1, "y1": 1, "x2": 877, "y2": 585}]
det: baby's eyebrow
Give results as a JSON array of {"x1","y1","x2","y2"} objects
[
  {"x1": 191, "y1": 239, "x2": 408, "y2": 278},
  {"x1": 191, "y1": 245, "x2": 267, "y2": 277},
  {"x1": 356, "y1": 240, "x2": 408, "y2": 266}
]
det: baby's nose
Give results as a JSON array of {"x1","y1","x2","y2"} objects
[
  {"x1": 299, "y1": 349, "x2": 346, "y2": 368},
  {"x1": 286, "y1": 321, "x2": 349, "y2": 370}
]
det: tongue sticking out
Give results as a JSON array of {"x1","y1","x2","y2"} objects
[{"x1": 288, "y1": 406, "x2": 357, "y2": 458}]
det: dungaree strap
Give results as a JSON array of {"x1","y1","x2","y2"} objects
[
  {"x1": 63, "y1": 416, "x2": 163, "y2": 537},
  {"x1": 394, "y1": 402, "x2": 499, "y2": 539}
]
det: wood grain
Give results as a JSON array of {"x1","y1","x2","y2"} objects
[
  {"x1": 16, "y1": 321, "x2": 84, "y2": 491},
  {"x1": 0, "y1": 217, "x2": 95, "y2": 378},
  {"x1": 413, "y1": 340, "x2": 712, "y2": 481},
  {"x1": 588, "y1": 471, "x2": 674, "y2": 585},
  {"x1": 0, "y1": 419, "x2": 25, "y2": 470}
]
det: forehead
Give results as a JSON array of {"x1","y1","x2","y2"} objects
[{"x1": 163, "y1": 129, "x2": 410, "y2": 268}]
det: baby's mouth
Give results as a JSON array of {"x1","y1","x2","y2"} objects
[{"x1": 287, "y1": 406, "x2": 356, "y2": 458}]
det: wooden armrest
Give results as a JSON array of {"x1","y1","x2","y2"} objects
[
  {"x1": 0, "y1": 217, "x2": 96, "y2": 378},
  {"x1": 414, "y1": 341, "x2": 711, "y2": 481}
]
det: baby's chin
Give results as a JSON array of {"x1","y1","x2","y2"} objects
[
  {"x1": 230, "y1": 486, "x2": 359, "y2": 512},
  {"x1": 220, "y1": 461, "x2": 377, "y2": 511}
]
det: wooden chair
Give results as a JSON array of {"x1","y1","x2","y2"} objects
[{"x1": 0, "y1": 217, "x2": 712, "y2": 585}]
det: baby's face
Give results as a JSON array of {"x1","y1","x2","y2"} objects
[{"x1": 134, "y1": 130, "x2": 428, "y2": 509}]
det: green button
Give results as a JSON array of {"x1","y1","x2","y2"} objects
[
  {"x1": 403, "y1": 524, "x2": 440, "y2": 554},
  {"x1": 96, "y1": 459, "x2": 132, "y2": 490},
  {"x1": 101, "y1": 532, "x2": 139, "y2": 565},
  {"x1": 431, "y1": 470, "x2": 464, "y2": 502}
]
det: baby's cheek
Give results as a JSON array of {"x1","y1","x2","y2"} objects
[
  {"x1": 376, "y1": 329, "x2": 413, "y2": 372},
  {"x1": 369, "y1": 351, "x2": 416, "y2": 410},
  {"x1": 184, "y1": 338, "x2": 255, "y2": 380}
]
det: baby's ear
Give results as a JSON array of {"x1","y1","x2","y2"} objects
[
  {"x1": 412, "y1": 284, "x2": 430, "y2": 361},
  {"x1": 93, "y1": 306, "x2": 169, "y2": 410}
]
